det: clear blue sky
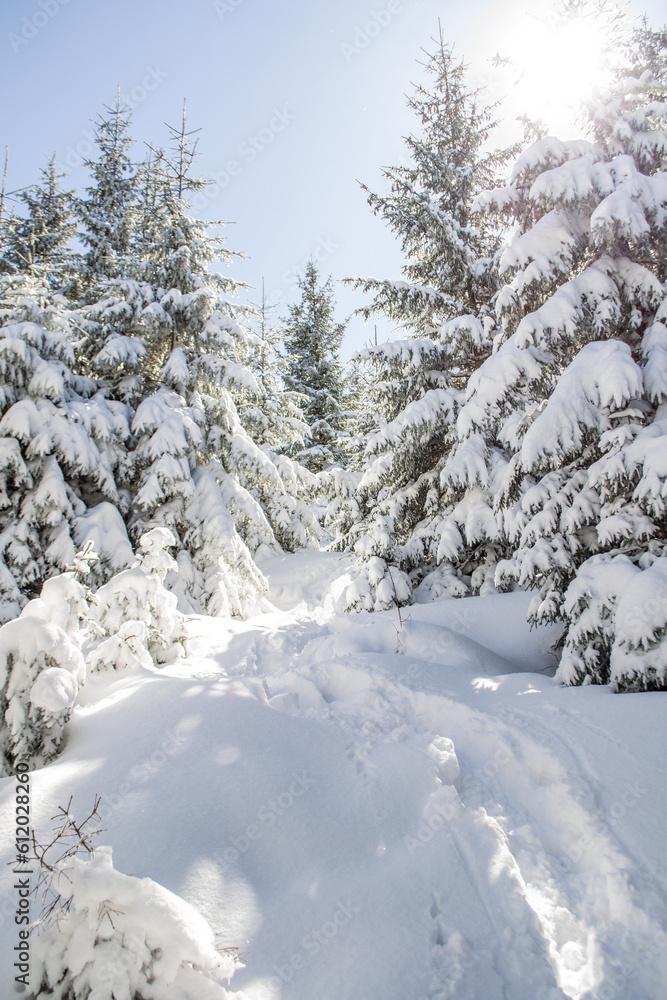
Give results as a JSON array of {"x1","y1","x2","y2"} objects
[{"x1": 1, "y1": 0, "x2": 663, "y2": 357}]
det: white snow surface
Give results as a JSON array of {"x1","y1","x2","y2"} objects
[{"x1": 1, "y1": 550, "x2": 665, "y2": 1000}]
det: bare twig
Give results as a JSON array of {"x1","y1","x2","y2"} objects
[{"x1": 31, "y1": 795, "x2": 104, "y2": 924}]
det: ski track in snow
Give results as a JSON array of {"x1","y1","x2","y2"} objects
[{"x1": 0, "y1": 551, "x2": 665, "y2": 1000}]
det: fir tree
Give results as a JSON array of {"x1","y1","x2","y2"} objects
[
  {"x1": 0, "y1": 272, "x2": 131, "y2": 622},
  {"x1": 0, "y1": 158, "x2": 76, "y2": 288},
  {"x1": 282, "y1": 260, "x2": 347, "y2": 471},
  {"x1": 242, "y1": 278, "x2": 310, "y2": 453},
  {"x1": 81, "y1": 105, "x2": 319, "y2": 610},
  {"x1": 348, "y1": 25, "x2": 513, "y2": 368},
  {"x1": 338, "y1": 338, "x2": 462, "y2": 611},
  {"x1": 237, "y1": 280, "x2": 321, "y2": 553},
  {"x1": 76, "y1": 95, "x2": 138, "y2": 291},
  {"x1": 449, "y1": 16, "x2": 667, "y2": 690},
  {"x1": 334, "y1": 32, "x2": 512, "y2": 609}
]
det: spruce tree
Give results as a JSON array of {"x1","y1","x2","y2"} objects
[
  {"x1": 282, "y1": 260, "x2": 347, "y2": 472},
  {"x1": 238, "y1": 280, "x2": 320, "y2": 553},
  {"x1": 1, "y1": 159, "x2": 76, "y2": 288},
  {"x1": 336, "y1": 33, "x2": 511, "y2": 610},
  {"x1": 81, "y1": 105, "x2": 319, "y2": 611},
  {"x1": 0, "y1": 271, "x2": 131, "y2": 622},
  {"x1": 76, "y1": 95, "x2": 137, "y2": 291},
  {"x1": 348, "y1": 26, "x2": 513, "y2": 364},
  {"x1": 447, "y1": 17, "x2": 667, "y2": 690},
  {"x1": 242, "y1": 279, "x2": 310, "y2": 453}
]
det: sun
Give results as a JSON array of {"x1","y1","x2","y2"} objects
[{"x1": 486, "y1": 1, "x2": 619, "y2": 138}]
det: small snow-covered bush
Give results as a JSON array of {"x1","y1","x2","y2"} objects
[
  {"x1": 21, "y1": 573, "x2": 90, "y2": 635},
  {"x1": 0, "y1": 606, "x2": 85, "y2": 774},
  {"x1": 343, "y1": 553, "x2": 412, "y2": 613},
  {"x1": 31, "y1": 845, "x2": 236, "y2": 999},
  {"x1": 92, "y1": 527, "x2": 184, "y2": 667}
]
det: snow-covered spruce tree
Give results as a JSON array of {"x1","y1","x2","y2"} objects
[
  {"x1": 281, "y1": 260, "x2": 348, "y2": 472},
  {"x1": 322, "y1": 353, "x2": 378, "y2": 552},
  {"x1": 32, "y1": 847, "x2": 238, "y2": 999},
  {"x1": 0, "y1": 158, "x2": 77, "y2": 289},
  {"x1": 335, "y1": 35, "x2": 513, "y2": 610},
  {"x1": 347, "y1": 27, "x2": 513, "y2": 357},
  {"x1": 0, "y1": 270, "x2": 132, "y2": 621},
  {"x1": 237, "y1": 279, "x2": 321, "y2": 553},
  {"x1": 81, "y1": 107, "x2": 318, "y2": 614},
  {"x1": 88, "y1": 527, "x2": 185, "y2": 669},
  {"x1": 242, "y1": 278, "x2": 310, "y2": 452},
  {"x1": 336, "y1": 338, "x2": 462, "y2": 611},
  {"x1": 75, "y1": 95, "x2": 138, "y2": 295},
  {"x1": 453, "y1": 18, "x2": 667, "y2": 689}
]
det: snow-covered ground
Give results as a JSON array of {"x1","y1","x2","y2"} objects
[{"x1": 1, "y1": 550, "x2": 666, "y2": 1000}]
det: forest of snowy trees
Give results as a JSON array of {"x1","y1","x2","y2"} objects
[{"x1": 0, "y1": 1, "x2": 665, "y2": 785}]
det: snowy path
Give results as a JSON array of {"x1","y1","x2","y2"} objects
[{"x1": 1, "y1": 551, "x2": 665, "y2": 999}]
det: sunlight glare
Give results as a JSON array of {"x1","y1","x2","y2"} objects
[{"x1": 493, "y1": 4, "x2": 615, "y2": 137}]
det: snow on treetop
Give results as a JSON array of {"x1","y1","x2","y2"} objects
[
  {"x1": 29, "y1": 666, "x2": 78, "y2": 714},
  {"x1": 519, "y1": 340, "x2": 643, "y2": 471},
  {"x1": 528, "y1": 154, "x2": 615, "y2": 209},
  {"x1": 512, "y1": 256, "x2": 621, "y2": 352},
  {"x1": 95, "y1": 334, "x2": 147, "y2": 370},
  {"x1": 74, "y1": 503, "x2": 134, "y2": 572},
  {"x1": 510, "y1": 137, "x2": 600, "y2": 184},
  {"x1": 20, "y1": 573, "x2": 87, "y2": 634},
  {"x1": 365, "y1": 388, "x2": 456, "y2": 454},
  {"x1": 0, "y1": 616, "x2": 85, "y2": 692},
  {"x1": 34, "y1": 845, "x2": 235, "y2": 992}
]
